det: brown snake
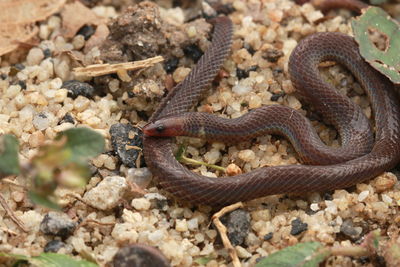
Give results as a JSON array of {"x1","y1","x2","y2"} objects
[{"x1": 143, "y1": 16, "x2": 400, "y2": 206}]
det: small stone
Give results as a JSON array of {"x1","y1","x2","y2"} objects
[
  {"x1": 175, "y1": 219, "x2": 188, "y2": 232},
  {"x1": 112, "y1": 244, "x2": 170, "y2": 267},
  {"x1": 290, "y1": 218, "x2": 308, "y2": 235},
  {"x1": 172, "y1": 67, "x2": 191, "y2": 83},
  {"x1": 32, "y1": 111, "x2": 55, "y2": 130},
  {"x1": 83, "y1": 176, "x2": 128, "y2": 210},
  {"x1": 131, "y1": 198, "x2": 151, "y2": 211},
  {"x1": 187, "y1": 218, "x2": 199, "y2": 231},
  {"x1": 40, "y1": 212, "x2": 77, "y2": 239},
  {"x1": 232, "y1": 84, "x2": 252, "y2": 95},
  {"x1": 144, "y1": 193, "x2": 168, "y2": 210},
  {"x1": 373, "y1": 172, "x2": 397, "y2": 192},
  {"x1": 340, "y1": 219, "x2": 362, "y2": 240},
  {"x1": 358, "y1": 191, "x2": 369, "y2": 202},
  {"x1": 44, "y1": 240, "x2": 66, "y2": 252},
  {"x1": 236, "y1": 246, "x2": 252, "y2": 258},
  {"x1": 26, "y1": 48, "x2": 45, "y2": 66},
  {"x1": 77, "y1": 25, "x2": 96, "y2": 40},
  {"x1": 62, "y1": 80, "x2": 95, "y2": 99},
  {"x1": 262, "y1": 48, "x2": 283, "y2": 62},
  {"x1": 238, "y1": 149, "x2": 256, "y2": 162},
  {"x1": 58, "y1": 113, "x2": 75, "y2": 125},
  {"x1": 310, "y1": 203, "x2": 320, "y2": 211},
  {"x1": 263, "y1": 232, "x2": 273, "y2": 241},
  {"x1": 164, "y1": 57, "x2": 179, "y2": 74},
  {"x1": 221, "y1": 209, "x2": 251, "y2": 246},
  {"x1": 110, "y1": 123, "x2": 144, "y2": 168},
  {"x1": 183, "y1": 44, "x2": 203, "y2": 62},
  {"x1": 226, "y1": 163, "x2": 242, "y2": 176}
]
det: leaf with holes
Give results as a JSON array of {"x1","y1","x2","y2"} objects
[
  {"x1": 352, "y1": 7, "x2": 400, "y2": 84},
  {"x1": 0, "y1": 252, "x2": 98, "y2": 267},
  {"x1": 255, "y1": 242, "x2": 329, "y2": 267}
]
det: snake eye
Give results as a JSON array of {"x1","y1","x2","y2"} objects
[{"x1": 156, "y1": 124, "x2": 165, "y2": 133}]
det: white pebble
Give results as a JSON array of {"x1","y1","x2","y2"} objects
[
  {"x1": 382, "y1": 194, "x2": 393, "y2": 204},
  {"x1": 358, "y1": 191, "x2": 369, "y2": 202},
  {"x1": 26, "y1": 48, "x2": 44, "y2": 66},
  {"x1": 238, "y1": 149, "x2": 256, "y2": 162},
  {"x1": 310, "y1": 203, "x2": 320, "y2": 211},
  {"x1": 131, "y1": 198, "x2": 151, "y2": 211},
  {"x1": 187, "y1": 218, "x2": 198, "y2": 231},
  {"x1": 175, "y1": 219, "x2": 188, "y2": 232},
  {"x1": 232, "y1": 84, "x2": 252, "y2": 95}
]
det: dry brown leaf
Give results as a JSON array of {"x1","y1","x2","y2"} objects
[
  {"x1": 0, "y1": 24, "x2": 38, "y2": 56},
  {"x1": 61, "y1": 1, "x2": 105, "y2": 39},
  {"x1": 73, "y1": 56, "x2": 164, "y2": 77},
  {"x1": 0, "y1": 0, "x2": 66, "y2": 25},
  {"x1": 0, "y1": 0, "x2": 66, "y2": 56}
]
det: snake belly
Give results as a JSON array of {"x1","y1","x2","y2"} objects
[{"x1": 143, "y1": 16, "x2": 400, "y2": 206}]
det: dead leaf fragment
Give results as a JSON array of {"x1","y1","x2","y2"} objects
[
  {"x1": 0, "y1": 0, "x2": 66, "y2": 56},
  {"x1": 61, "y1": 1, "x2": 105, "y2": 39}
]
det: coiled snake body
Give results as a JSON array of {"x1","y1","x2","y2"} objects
[{"x1": 143, "y1": 16, "x2": 400, "y2": 206}]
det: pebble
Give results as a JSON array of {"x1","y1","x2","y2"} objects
[
  {"x1": 172, "y1": 67, "x2": 191, "y2": 83},
  {"x1": 131, "y1": 198, "x2": 151, "y2": 211},
  {"x1": 62, "y1": 80, "x2": 95, "y2": 99},
  {"x1": 58, "y1": 113, "x2": 75, "y2": 125},
  {"x1": 32, "y1": 111, "x2": 55, "y2": 130},
  {"x1": 145, "y1": 193, "x2": 168, "y2": 211},
  {"x1": 290, "y1": 218, "x2": 308, "y2": 235},
  {"x1": 183, "y1": 44, "x2": 203, "y2": 62},
  {"x1": 262, "y1": 48, "x2": 283, "y2": 63},
  {"x1": 83, "y1": 176, "x2": 128, "y2": 210},
  {"x1": 263, "y1": 232, "x2": 273, "y2": 241},
  {"x1": 358, "y1": 191, "x2": 369, "y2": 202},
  {"x1": 238, "y1": 149, "x2": 256, "y2": 162},
  {"x1": 232, "y1": 84, "x2": 252, "y2": 95},
  {"x1": 175, "y1": 219, "x2": 188, "y2": 232},
  {"x1": 221, "y1": 209, "x2": 251, "y2": 246},
  {"x1": 110, "y1": 123, "x2": 144, "y2": 168},
  {"x1": 44, "y1": 240, "x2": 66, "y2": 252},
  {"x1": 26, "y1": 48, "x2": 45, "y2": 66},
  {"x1": 40, "y1": 212, "x2": 77, "y2": 239},
  {"x1": 112, "y1": 244, "x2": 170, "y2": 267},
  {"x1": 77, "y1": 25, "x2": 96, "y2": 40},
  {"x1": 164, "y1": 57, "x2": 179, "y2": 74},
  {"x1": 340, "y1": 219, "x2": 362, "y2": 240},
  {"x1": 236, "y1": 246, "x2": 252, "y2": 258},
  {"x1": 226, "y1": 163, "x2": 242, "y2": 176}
]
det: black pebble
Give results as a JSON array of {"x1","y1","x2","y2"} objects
[
  {"x1": 58, "y1": 113, "x2": 75, "y2": 125},
  {"x1": 14, "y1": 63, "x2": 25, "y2": 71},
  {"x1": 77, "y1": 25, "x2": 96, "y2": 40},
  {"x1": 44, "y1": 240, "x2": 66, "y2": 252},
  {"x1": 340, "y1": 219, "x2": 361, "y2": 240},
  {"x1": 263, "y1": 232, "x2": 273, "y2": 241},
  {"x1": 62, "y1": 80, "x2": 95, "y2": 99},
  {"x1": 110, "y1": 123, "x2": 144, "y2": 168},
  {"x1": 262, "y1": 48, "x2": 284, "y2": 63},
  {"x1": 221, "y1": 209, "x2": 251, "y2": 246},
  {"x1": 164, "y1": 57, "x2": 179, "y2": 74},
  {"x1": 243, "y1": 43, "x2": 255, "y2": 55},
  {"x1": 290, "y1": 218, "x2": 308, "y2": 235},
  {"x1": 183, "y1": 44, "x2": 203, "y2": 62},
  {"x1": 43, "y1": 48, "x2": 52, "y2": 58},
  {"x1": 18, "y1": 80, "x2": 27, "y2": 90},
  {"x1": 323, "y1": 192, "x2": 333, "y2": 200},
  {"x1": 40, "y1": 212, "x2": 77, "y2": 239},
  {"x1": 236, "y1": 65, "x2": 257, "y2": 80},
  {"x1": 112, "y1": 244, "x2": 170, "y2": 267},
  {"x1": 0, "y1": 73, "x2": 7, "y2": 80},
  {"x1": 270, "y1": 92, "x2": 285, "y2": 101}
]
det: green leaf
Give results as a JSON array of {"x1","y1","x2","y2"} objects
[
  {"x1": 0, "y1": 252, "x2": 98, "y2": 267},
  {"x1": 56, "y1": 128, "x2": 105, "y2": 163},
  {"x1": 255, "y1": 242, "x2": 329, "y2": 267},
  {"x1": 352, "y1": 7, "x2": 400, "y2": 84},
  {"x1": 0, "y1": 134, "x2": 20, "y2": 177},
  {"x1": 194, "y1": 257, "x2": 212, "y2": 265},
  {"x1": 28, "y1": 191, "x2": 61, "y2": 211},
  {"x1": 369, "y1": 0, "x2": 387, "y2": 4}
]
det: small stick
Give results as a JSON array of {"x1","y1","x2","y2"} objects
[
  {"x1": 73, "y1": 56, "x2": 164, "y2": 77},
  {"x1": 0, "y1": 194, "x2": 28, "y2": 233},
  {"x1": 212, "y1": 202, "x2": 244, "y2": 267}
]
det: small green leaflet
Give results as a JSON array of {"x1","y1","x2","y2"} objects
[
  {"x1": 255, "y1": 242, "x2": 329, "y2": 267},
  {"x1": 0, "y1": 134, "x2": 20, "y2": 177},
  {"x1": 0, "y1": 252, "x2": 98, "y2": 267}
]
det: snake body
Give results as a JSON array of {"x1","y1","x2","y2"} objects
[{"x1": 143, "y1": 16, "x2": 400, "y2": 206}]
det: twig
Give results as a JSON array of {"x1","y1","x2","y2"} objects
[
  {"x1": 73, "y1": 56, "x2": 164, "y2": 77},
  {"x1": 0, "y1": 194, "x2": 28, "y2": 233},
  {"x1": 177, "y1": 145, "x2": 226, "y2": 172},
  {"x1": 330, "y1": 246, "x2": 369, "y2": 257},
  {"x1": 212, "y1": 202, "x2": 243, "y2": 267}
]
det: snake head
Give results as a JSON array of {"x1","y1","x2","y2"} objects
[{"x1": 143, "y1": 117, "x2": 185, "y2": 137}]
